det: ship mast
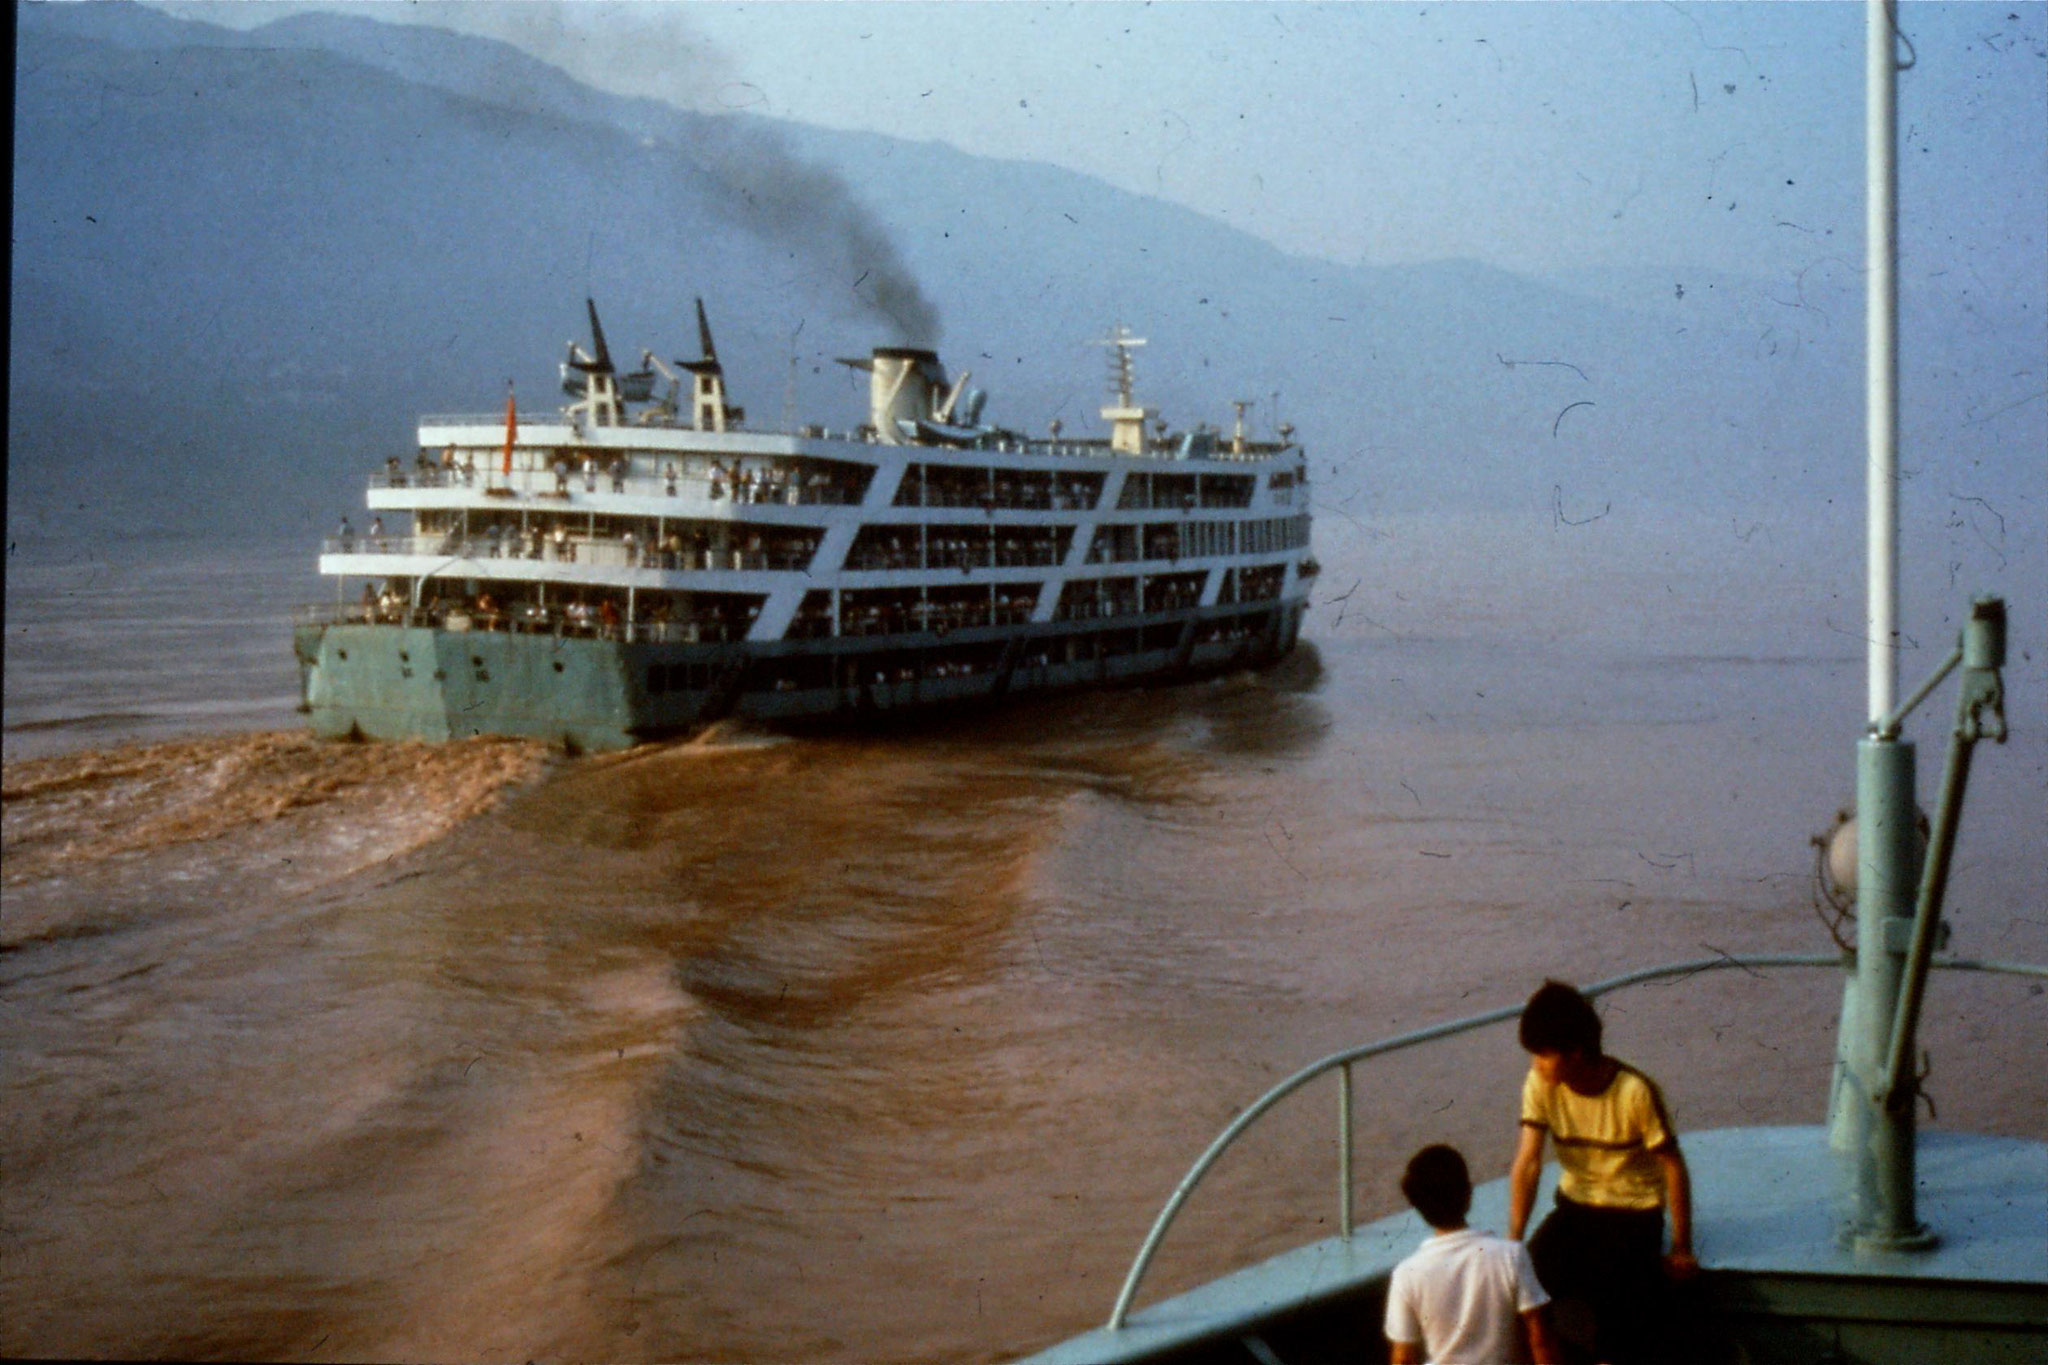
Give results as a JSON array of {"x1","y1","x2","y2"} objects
[
  {"x1": 1841, "y1": 0, "x2": 1927, "y2": 1254},
  {"x1": 1095, "y1": 324, "x2": 1154, "y2": 454}
]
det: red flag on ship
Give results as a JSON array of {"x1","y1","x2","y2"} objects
[{"x1": 502, "y1": 385, "x2": 517, "y2": 477}]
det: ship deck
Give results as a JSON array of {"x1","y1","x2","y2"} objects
[{"x1": 1017, "y1": 1126, "x2": 2048, "y2": 1364}]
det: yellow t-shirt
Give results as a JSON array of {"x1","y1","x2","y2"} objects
[{"x1": 1520, "y1": 1060, "x2": 1676, "y2": 1211}]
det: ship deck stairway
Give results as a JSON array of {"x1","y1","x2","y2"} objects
[{"x1": 1016, "y1": 955, "x2": 2048, "y2": 1365}]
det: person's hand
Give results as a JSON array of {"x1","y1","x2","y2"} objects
[{"x1": 1664, "y1": 1248, "x2": 1700, "y2": 1281}]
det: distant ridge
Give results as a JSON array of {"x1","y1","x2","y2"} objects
[{"x1": 10, "y1": 1, "x2": 2035, "y2": 551}]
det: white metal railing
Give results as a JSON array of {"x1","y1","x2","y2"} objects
[
  {"x1": 320, "y1": 535, "x2": 815, "y2": 573},
  {"x1": 402, "y1": 419, "x2": 1295, "y2": 463},
  {"x1": 1105, "y1": 951, "x2": 2048, "y2": 1330},
  {"x1": 294, "y1": 600, "x2": 747, "y2": 643},
  {"x1": 370, "y1": 465, "x2": 862, "y2": 506}
]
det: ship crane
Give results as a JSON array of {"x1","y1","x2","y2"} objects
[
  {"x1": 674, "y1": 297, "x2": 743, "y2": 432},
  {"x1": 561, "y1": 298, "x2": 661, "y2": 427},
  {"x1": 635, "y1": 350, "x2": 683, "y2": 425}
]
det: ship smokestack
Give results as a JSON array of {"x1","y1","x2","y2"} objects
[{"x1": 868, "y1": 346, "x2": 946, "y2": 445}]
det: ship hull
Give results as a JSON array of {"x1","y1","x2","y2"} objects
[{"x1": 296, "y1": 600, "x2": 1306, "y2": 751}]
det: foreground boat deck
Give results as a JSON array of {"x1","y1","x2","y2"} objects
[{"x1": 1017, "y1": 1126, "x2": 2048, "y2": 1364}]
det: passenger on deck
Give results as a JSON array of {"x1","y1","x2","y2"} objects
[
  {"x1": 665, "y1": 462, "x2": 679, "y2": 496},
  {"x1": 1385, "y1": 1145, "x2": 1557, "y2": 1364},
  {"x1": 1508, "y1": 981, "x2": 1695, "y2": 1365},
  {"x1": 610, "y1": 456, "x2": 626, "y2": 493},
  {"x1": 337, "y1": 516, "x2": 353, "y2": 548},
  {"x1": 553, "y1": 456, "x2": 570, "y2": 494},
  {"x1": 583, "y1": 455, "x2": 598, "y2": 492}
]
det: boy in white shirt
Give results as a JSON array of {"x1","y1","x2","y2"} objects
[{"x1": 1385, "y1": 1144, "x2": 1559, "y2": 1365}]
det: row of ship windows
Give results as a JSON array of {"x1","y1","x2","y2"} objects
[
  {"x1": 336, "y1": 560, "x2": 1292, "y2": 647},
  {"x1": 379, "y1": 511, "x2": 1311, "y2": 574},
  {"x1": 644, "y1": 609, "x2": 1285, "y2": 696}
]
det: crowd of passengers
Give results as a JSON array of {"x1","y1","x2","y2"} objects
[
  {"x1": 895, "y1": 473, "x2": 1102, "y2": 511},
  {"x1": 1054, "y1": 577, "x2": 1201, "y2": 620},
  {"x1": 352, "y1": 584, "x2": 758, "y2": 641},
  {"x1": 1056, "y1": 593, "x2": 1141, "y2": 621},
  {"x1": 456, "y1": 522, "x2": 816, "y2": 571},
  {"x1": 837, "y1": 594, "x2": 1038, "y2": 637},
  {"x1": 380, "y1": 447, "x2": 860, "y2": 505},
  {"x1": 847, "y1": 533, "x2": 1064, "y2": 572}
]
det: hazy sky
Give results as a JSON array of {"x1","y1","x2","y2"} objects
[{"x1": 144, "y1": 1, "x2": 2048, "y2": 287}]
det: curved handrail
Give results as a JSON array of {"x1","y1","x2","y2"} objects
[{"x1": 1106, "y1": 952, "x2": 2048, "y2": 1329}]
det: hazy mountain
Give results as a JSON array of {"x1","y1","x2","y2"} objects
[{"x1": 11, "y1": 1, "x2": 2038, "y2": 563}]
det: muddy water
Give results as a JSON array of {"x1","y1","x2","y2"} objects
[{"x1": 3, "y1": 515, "x2": 2043, "y2": 1363}]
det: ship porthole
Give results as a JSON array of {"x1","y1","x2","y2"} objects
[
  {"x1": 553, "y1": 661, "x2": 565, "y2": 673},
  {"x1": 337, "y1": 649, "x2": 348, "y2": 660}
]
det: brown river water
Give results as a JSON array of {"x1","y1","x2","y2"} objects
[{"x1": 3, "y1": 514, "x2": 2043, "y2": 1363}]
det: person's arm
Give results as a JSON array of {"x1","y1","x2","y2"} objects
[
  {"x1": 1508, "y1": 1122, "x2": 1547, "y2": 1240},
  {"x1": 1521, "y1": 1304, "x2": 1563, "y2": 1365},
  {"x1": 1383, "y1": 1271, "x2": 1423, "y2": 1364},
  {"x1": 1656, "y1": 1146, "x2": 1697, "y2": 1278}
]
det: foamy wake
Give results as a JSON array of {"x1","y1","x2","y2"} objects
[{"x1": 1, "y1": 732, "x2": 550, "y2": 938}]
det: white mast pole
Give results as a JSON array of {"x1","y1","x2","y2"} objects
[
  {"x1": 1867, "y1": 0, "x2": 1900, "y2": 725},
  {"x1": 1841, "y1": 0, "x2": 1931, "y2": 1253}
]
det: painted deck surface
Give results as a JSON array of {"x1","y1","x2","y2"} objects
[{"x1": 1016, "y1": 1126, "x2": 2048, "y2": 1364}]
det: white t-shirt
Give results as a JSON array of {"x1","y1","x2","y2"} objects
[{"x1": 1384, "y1": 1227, "x2": 1550, "y2": 1364}]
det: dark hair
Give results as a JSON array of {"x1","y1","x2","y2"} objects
[
  {"x1": 1519, "y1": 979, "x2": 1603, "y2": 1057},
  {"x1": 1401, "y1": 1144, "x2": 1473, "y2": 1229}
]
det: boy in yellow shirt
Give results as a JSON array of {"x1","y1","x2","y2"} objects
[{"x1": 1507, "y1": 980, "x2": 1695, "y2": 1363}]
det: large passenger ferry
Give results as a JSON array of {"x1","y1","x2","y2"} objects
[{"x1": 296, "y1": 303, "x2": 1314, "y2": 750}]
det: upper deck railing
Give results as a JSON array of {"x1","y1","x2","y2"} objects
[
  {"x1": 412, "y1": 413, "x2": 1295, "y2": 463},
  {"x1": 295, "y1": 599, "x2": 749, "y2": 644},
  {"x1": 370, "y1": 463, "x2": 862, "y2": 506},
  {"x1": 319, "y1": 534, "x2": 815, "y2": 573},
  {"x1": 1105, "y1": 951, "x2": 2048, "y2": 1330}
]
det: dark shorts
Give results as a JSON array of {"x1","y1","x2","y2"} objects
[{"x1": 1529, "y1": 1194, "x2": 1666, "y2": 1365}]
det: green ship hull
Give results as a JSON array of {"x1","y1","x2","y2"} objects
[{"x1": 296, "y1": 601, "x2": 1306, "y2": 751}]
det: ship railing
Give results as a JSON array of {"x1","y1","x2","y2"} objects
[
  {"x1": 296, "y1": 600, "x2": 745, "y2": 643},
  {"x1": 415, "y1": 415, "x2": 851, "y2": 441},
  {"x1": 322, "y1": 534, "x2": 439, "y2": 556},
  {"x1": 1104, "y1": 951, "x2": 2048, "y2": 1331},
  {"x1": 836, "y1": 602, "x2": 1038, "y2": 637},
  {"x1": 371, "y1": 465, "x2": 864, "y2": 506},
  {"x1": 323, "y1": 534, "x2": 817, "y2": 573},
  {"x1": 405, "y1": 418, "x2": 1292, "y2": 463},
  {"x1": 891, "y1": 490, "x2": 1105, "y2": 512},
  {"x1": 840, "y1": 550, "x2": 1065, "y2": 572}
]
